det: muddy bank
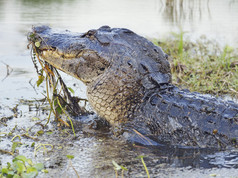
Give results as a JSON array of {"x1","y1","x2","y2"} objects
[
  {"x1": 1, "y1": 65, "x2": 238, "y2": 177},
  {"x1": 1, "y1": 99, "x2": 238, "y2": 178}
]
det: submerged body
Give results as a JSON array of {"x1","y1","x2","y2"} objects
[{"x1": 28, "y1": 26, "x2": 238, "y2": 148}]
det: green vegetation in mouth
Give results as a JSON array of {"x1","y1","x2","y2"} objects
[
  {"x1": 153, "y1": 32, "x2": 238, "y2": 98},
  {"x1": 27, "y1": 34, "x2": 89, "y2": 135}
]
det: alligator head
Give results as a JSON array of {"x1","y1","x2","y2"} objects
[{"x1": 28, "y1": 26, "x2": 171, "y2": 126}]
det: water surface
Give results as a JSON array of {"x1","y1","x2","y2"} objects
[{"x1": 0, "y1": 0, "x2": 238, "y2": 177}]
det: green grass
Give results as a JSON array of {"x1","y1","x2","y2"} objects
[{"x1": 153, "y1": 32, "x2": 238, "y2": 98}]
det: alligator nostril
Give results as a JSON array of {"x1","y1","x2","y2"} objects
[
  {"x1": 87, "y1": 30, "x2": 96, "y2": 36},
  {"x1": 81, "y1": 30, "x2": 97, "y2": 38}
]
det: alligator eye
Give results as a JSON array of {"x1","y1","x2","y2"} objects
[
  {"x1": 87, "y1": 30, "x2": 96, "y2": 37},
  {"x1": 121, "y1": 28, "x2": 134, "y2": 34}
]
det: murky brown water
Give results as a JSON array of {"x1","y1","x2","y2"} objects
[{"x1": 1, "y1": 0, "x2": 238, "y2": 177}]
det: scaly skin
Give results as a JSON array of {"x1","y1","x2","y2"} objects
[{"x1": 28, "y1": 26, "x2": 238, "y2": 148}]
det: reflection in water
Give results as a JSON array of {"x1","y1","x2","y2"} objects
[
  {"x1": 159, "y1": 0, "x2": 238, "y2": 47},
  {"x1": 0, "y1": 0, "x2": 238, "y2": 55},
  {"x1": 19, "y1": 0, "x2": 76, "y2": 22},
  {"x1": 161, "y1": 0, "x2": 211, "y2": 25},
  {"x1": 85, "y1": 139, "x2": 238, "y2": 177},
  {"x1": 21, "y1": 0, "x2": 68, "y2": 5},
  {"x1": 1, "y1": 97, "x2": 237, "y2": 177}
]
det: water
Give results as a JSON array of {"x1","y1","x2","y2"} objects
[{"x1": 0, "y1": 0, "x2": 238, "y2": 177}]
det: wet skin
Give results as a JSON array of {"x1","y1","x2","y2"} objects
[{"x1": 28, "y1": 26, "x2": 238, "y2": 148}]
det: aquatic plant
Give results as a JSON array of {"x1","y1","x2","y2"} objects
[
  {"x1": 27, "y1": 33, "x2": 89, "y2": 135},
  {"x1": 0, "y1": 155, "x2": 46, "y2": 178},
  {"x1": 137, "y1": 156, "x2": 150, "y2": 178},
  {"x1": 112, "y1": 160, "x2": 128, "y2": 178}
]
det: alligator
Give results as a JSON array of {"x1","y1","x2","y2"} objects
[{"x1": 27, "y1": 25, "x2": 238, "y2": 148}]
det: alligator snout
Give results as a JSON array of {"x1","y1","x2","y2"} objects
[
  {"x1": 27, "y1": 25, "x2": 50, "y2": 44},
  {"x1": 33, "y1": 25, "x2": 51, "y2": 33},
  {"x1": 27, "y1": 26, "x2": 88, "y2": 57}
]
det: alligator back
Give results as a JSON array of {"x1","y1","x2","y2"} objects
[{"x1": 134, "y1": 85, "x2": 238, "y2": 148}]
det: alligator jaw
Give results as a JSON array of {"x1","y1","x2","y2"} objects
[{"x1": 27, "y1": 26, "x2": 110, "y2": 84}]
